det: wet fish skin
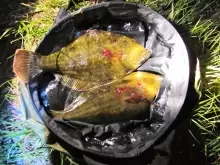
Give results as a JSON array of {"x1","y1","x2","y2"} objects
[
  {"x1": 40, "y1": 30, "x2": 150, "y2": 81},
  {"x1": 54, "y1": 74, "x2": 102, "y2": 91},
  {"x1": 51, "y1": 72, "x2": 162, "y2": 124},
  {"x1": 13, "y1": 30, "x2": 150, "y2": 84}
]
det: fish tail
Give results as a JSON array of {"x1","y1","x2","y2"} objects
[{"x1": 13, "y1": 49, "x2": 42, "y2": 83}]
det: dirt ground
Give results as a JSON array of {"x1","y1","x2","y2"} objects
[{"x1": 0, "y1": 1, "x2": 209, "y2": 165}]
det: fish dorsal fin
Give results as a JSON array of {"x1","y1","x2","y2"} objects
[{"x1": 54, "y1": 74, "x2": 102, "y2": 91}]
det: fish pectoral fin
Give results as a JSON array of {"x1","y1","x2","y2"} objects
[
  {"x1": 50, "y1": 109, "x2": 65, "y2": 119},
  {"x1": 56, "y1": 75, "x2": 102, "y2": 91}
]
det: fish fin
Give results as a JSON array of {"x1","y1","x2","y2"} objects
[
  {"x1": 64, "y1": 94, "x2": 87, "y2": 111},
  {"x1": 58, "y1": 75, "x2": 101, "y2": 91},
  {"x1": 13, "y1": 49, "x2": 42, "y2": 83},
  {"x1": 50, "y1": 110, "x2": 64, "y2": 119},
  {"x1": 54, "y1": 74, "x2": 62, "y2": 81},
  {"x1": 71, "y1": 79, "x2": 99, "y2": 91}
]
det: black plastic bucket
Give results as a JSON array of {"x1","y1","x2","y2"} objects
[{"x1": 19, "y1": 1, "x2": 192, "y2": 162}]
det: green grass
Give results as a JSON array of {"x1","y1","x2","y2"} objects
[
  {"x1": 129, "y1": 0, "x2": 220, "y2": 163},
  {"x1": 0, "y1": 0, "x2": 69, "y2": 164},
  {"x1": 1, "y1": 0, "x2": 220, "y2": 164},
  {"x1": 0, "y1": 91, "x2": 51, "y2": 164}
]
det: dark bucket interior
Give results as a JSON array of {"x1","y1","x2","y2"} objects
[{"x1": 27, "y1": 2, "x2": 189, "y2": 158}]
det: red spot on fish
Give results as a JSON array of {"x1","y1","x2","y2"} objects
[
  {"x1": 103, "y1": 49, "x2": 111, "y2": 58},
  {"x1": 119, "y1": 87, "x2": 126, "y2": 91},
  {"x1": 125, "y1": 92, "x2": 146, "y2": 103},
  {"x1": 137, "y1": 82, "x2": 142, "y2": 86},
  {"x1": 115, "y1": 87, "x2": 127, "y2": 95}
]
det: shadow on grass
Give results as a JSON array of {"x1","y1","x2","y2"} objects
[
  {"x1": 0, "y1": 0, "x2": 37, "y2": 86},
  {"x1": 153, "y1": 23, "x2": 209, "y2": 165},
  {"x1": 0, "y1": 1, "x2": 38, "y2": 164},
  {"x1": 0, "y1": 0, "x2": 39, "y2": 108}
]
